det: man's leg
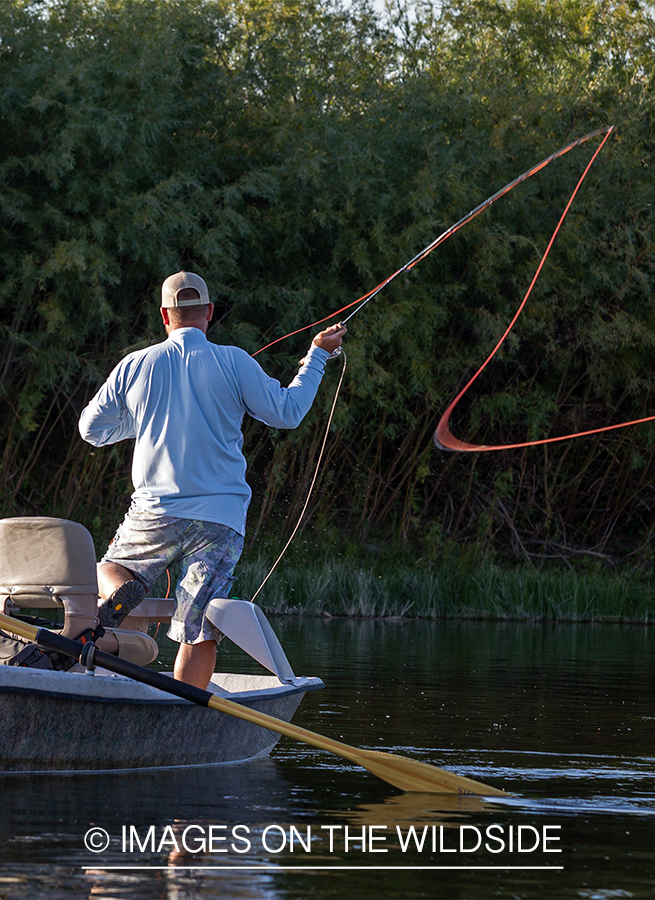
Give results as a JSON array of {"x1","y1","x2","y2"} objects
[
  {"x1": 174, "y1": 639, "x2": 217, "y2": 689},
  {"x1": 168, "y1": 522, "x2": 244, "y2": 691},
  {"x1": 97, "y1": 562, "x2": 135, "y2": 600},
  {"x1": 96, "y1": 562, "x2": 146, "y2": 628},
  {"x1": 96, "y1": 508, "x2": 174, "y2": 628}
]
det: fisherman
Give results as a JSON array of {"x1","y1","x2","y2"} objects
[{"x1": 78, "y1": 271, "x2": 346, "y2": 689}]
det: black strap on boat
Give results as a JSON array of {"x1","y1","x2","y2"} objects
[
  {"x1": 12, "y1": 613, "x2": 63, "y2": 629},
  {"x1": 0, "y1": 619, "x2": 107, "y2": 671},
  {"x1": 0, "y1": 630, "x2": 55, "y2": 669}
]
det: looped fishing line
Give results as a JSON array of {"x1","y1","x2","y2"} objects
[
  {"x1": 433, "y1": 125, "x2": 655, "y2": 452},
  {"x1": 246, "y1": 125, "x2": 620, "y2": 597}
]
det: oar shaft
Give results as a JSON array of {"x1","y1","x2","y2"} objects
[
  {"x1": 33, "y1": 624, "x2": 214, "y2": 707},
  {"x1": 0, "y1": 614, "x2": 40, "y2": 643}
]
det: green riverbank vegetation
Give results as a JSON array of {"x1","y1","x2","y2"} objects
[
  {"x1": 3, "y1": 0, "x2": 655, "y2": 589},
  {"x1": 233, "y1": 553, "x2": 655, "y2": 622}
]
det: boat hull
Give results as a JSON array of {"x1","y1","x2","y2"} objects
[{"x1": 0, "y1": 668, "x2": 323, "y2": 773}]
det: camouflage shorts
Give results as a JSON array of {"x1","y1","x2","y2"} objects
[{"x1": 100, "y1": 506, "x2": 244, "y2": 645}]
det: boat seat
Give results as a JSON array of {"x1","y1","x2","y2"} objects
[{"x1": 0, "y1": 516, "x2": 158, "y2": 666}]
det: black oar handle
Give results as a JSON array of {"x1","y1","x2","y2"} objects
[{"x1": 34, "y1": 628, "x2": 213, "y2": 708}]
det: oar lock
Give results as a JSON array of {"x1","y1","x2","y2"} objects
[{"x1": 79, "y1": 640, "x2": 98, "y2": 675}]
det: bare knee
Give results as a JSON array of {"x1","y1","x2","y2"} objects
[{"x1": 97, "y1": 562, "x2": 137, "y2": 600}]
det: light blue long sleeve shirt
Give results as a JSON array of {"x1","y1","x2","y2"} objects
[{"x1": 78, "y1": 328, "x2": 330, "y2": 534}]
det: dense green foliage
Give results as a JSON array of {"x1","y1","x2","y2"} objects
[{"x1": 2, "y1": 0, "x2": 655, "y2": 568}]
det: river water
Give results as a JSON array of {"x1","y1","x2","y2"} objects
[{"x1": 1, "y1": 618, "x2": 654, "y2": 899}]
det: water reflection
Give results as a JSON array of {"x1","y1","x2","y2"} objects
[{"x1": 336, "y1": 790, "x2": 501, "y2": 826}]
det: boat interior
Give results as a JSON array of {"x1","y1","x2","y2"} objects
[{"x1": 0, "y1": 516, "x2": 299, "y2": 682}]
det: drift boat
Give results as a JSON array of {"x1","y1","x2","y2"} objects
[
  {"x1": 0, "y1": 516, "x2": 322, "y2": 773},
  {"x1": 0, "y1": 667, "x2": 322, "y2": 773}
]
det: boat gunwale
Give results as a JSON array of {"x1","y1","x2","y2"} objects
[{"x1": 0, "y1": 668, "x2": 324, "y2": 706}]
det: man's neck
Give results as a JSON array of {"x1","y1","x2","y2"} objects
[{"x1": 165, "y1": 322, "x2": 208, "y2": 336}]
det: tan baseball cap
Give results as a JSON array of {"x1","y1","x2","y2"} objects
[{"x1": 161, "y1": 271, "x2": 210, "y2": 308}]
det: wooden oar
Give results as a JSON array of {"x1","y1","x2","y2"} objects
[{"x1": 0, "y1": 612, "x2": 508, "y2": 796}]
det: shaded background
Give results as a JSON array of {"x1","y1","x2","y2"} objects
[{"x1": 2, "y1": 0, "x2": 655, "y2": 570}]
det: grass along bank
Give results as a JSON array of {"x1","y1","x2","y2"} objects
[{"x1": 232, "y1": 558, "x2": 655, "y2": 623}]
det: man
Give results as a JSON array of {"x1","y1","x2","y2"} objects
[{"x1": 79, "y1": 271, "x2": 346, "y2": 689}]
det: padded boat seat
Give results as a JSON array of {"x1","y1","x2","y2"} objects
[
  {"x1": 0, "y1": 516, "x2": 158, "y2": 666},
  {"x1": 0, "y1": 516, "x2": 97, "y2": 610}
]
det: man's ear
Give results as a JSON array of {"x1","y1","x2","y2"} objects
[{"x1": 161, "y1": 307, "x2": 171, "y2": 327}]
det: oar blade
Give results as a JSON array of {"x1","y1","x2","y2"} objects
[
  {"x1": 358, "y1": 749, "x2": 509, "y2": 796},
  {"x1": 206, "y1": 694, "x2": 507, "y2": 796}
]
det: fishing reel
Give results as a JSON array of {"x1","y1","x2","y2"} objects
[
  {"x1": 299, "y1": 346, "x2": 343, "y2": 366},
  {"x1": 327, "y1": 321, "x2": 347, "y2": 359}
]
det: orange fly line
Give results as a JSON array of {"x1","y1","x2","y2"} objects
[{"x1": 433, "y1": 125, "x2": 655, "y2": 452}]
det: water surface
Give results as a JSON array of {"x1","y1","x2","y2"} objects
[{"x1": 1, "y1": 619, "x2": 653, "y2": 898}]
